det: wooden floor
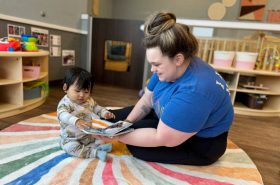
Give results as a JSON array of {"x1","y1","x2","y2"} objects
[{"x1": 0, "y1": 84, "x2": 279, "y2": 185}]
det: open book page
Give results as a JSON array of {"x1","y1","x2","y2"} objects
[{"x1": 80, "y1": 119, "x2": 134, "y2": 137}]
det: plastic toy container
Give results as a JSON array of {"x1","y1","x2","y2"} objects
[
  {"x1": 213, "y1": 51, "x2": 235, "y2": 67},
  {"x1": 23, "y1": 66, "x2": 40, "y2": 78},
  {"x1": 24, "y1": 86, "x2": 41, "y2": 100},
  {"x1": 234, "y1": 52, "x2": 258, "y2": 70},
  {"x1": 242, "y1": 93, "x2": 267, "y2": 109}
]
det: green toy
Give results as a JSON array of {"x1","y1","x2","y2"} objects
[{"x1": 21, "y1": 34, "x2": 39, "y2": 52}]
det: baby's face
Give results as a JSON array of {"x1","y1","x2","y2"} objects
[{"x1": 66, "y1": 83, "x2": 91, "y2": 104}]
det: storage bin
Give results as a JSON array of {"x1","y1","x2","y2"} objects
[
  {"x1": 234, "y1": 52, "x2": 258, "y2": 70},
  {"x1": 24, "y1": 86, "x2": 42, "y2": 100},
  {"x1": 242, "y1": 93, "x2": 267, "y2": 109},
  {"x1": 23, "y1": 66, "x2": 40, "y2": 78},
  {"x1": 213, "y1": 51, "x2": 235, "y2": 67}
]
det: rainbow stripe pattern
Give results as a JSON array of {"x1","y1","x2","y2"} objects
[{"x1": 0, "y1": 113, "x2": 263, "y2": 185}]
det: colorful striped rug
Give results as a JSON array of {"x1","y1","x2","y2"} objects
[{"x1": 0, "y1": 112, "x2": 263, "y2": 185}]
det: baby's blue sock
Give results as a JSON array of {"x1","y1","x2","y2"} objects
[
  {"x1": 97, "y1": 143, "x2": 112, "y2": 152},
  {"x1": 96, "y1": 150, "x2": 107, "y2": 161}
]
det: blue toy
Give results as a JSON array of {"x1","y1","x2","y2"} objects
[{"x1": 21, "y1": 34, "x2": 39, "y2": 52}]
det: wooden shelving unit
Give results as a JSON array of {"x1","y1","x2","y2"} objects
[
  {"x1": 0, "y1": 50, "x2": 49, "y2": 118},
  {"x1": 212, "y1": 65, "x2": 280, "y2": 117}
]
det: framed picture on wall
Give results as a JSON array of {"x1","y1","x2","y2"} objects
[
  {"x1": 50, "y1": 34, "x2": 61, "y2": 57},
  {"x1": 50, "y1": 35, "x2": 61, "y2": 46},
  {"x1": 50, "y1": 47, "x2": 61, "y2": 57},
  {"x1": 239, "y1": 0, "x2": 267, "y2": 21},
  {"x1": 7, "y1": 24, "x2": 25, "y2": 37},
  {"x1": 62, "y1": 50, "x2": 75, "y2": 66},
  {"x1": 31, "y1": 27, "x2": 49, "y2": 47}
]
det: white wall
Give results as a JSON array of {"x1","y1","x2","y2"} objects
[
  {"x1": 1, "y1": 0, "x2": 279, "y2": 30},
  {"x1": 98, "y1": 0, "x2": 113, "y2": 18},
  {"x1": 0, "y1": 0, "x2": 89, "y2": 30},
  {"x1": 107, "y1": 0, "x2": 280, "y2": 38},
  {"x1": 110, "y1": 0, "x2": 280, "y2": 22}
]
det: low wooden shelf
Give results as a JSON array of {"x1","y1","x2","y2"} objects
[
  {"x1": 212, "y1": 65, "x2": 280, "y2": 117},
  {"x1": 0, "y1": 50, "x2": 49, "y2": 118}
]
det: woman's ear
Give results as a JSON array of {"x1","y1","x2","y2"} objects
[
  {"x1": 63, "y1": 83, "x2": 68, "y2": 92},
  {"x1": 174, "y1": 53, "x2": 185, "y2": 66}
]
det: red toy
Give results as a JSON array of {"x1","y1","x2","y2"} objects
[{"x1": 0, "y1": 37, "x2": 21, "y2": 51}]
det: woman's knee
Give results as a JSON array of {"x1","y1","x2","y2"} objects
[
  {"x1": 131, "y1": 119, "x2": 159, "y2": 129},
  {"x1": 109, "y1": 106, "x2": 134, "y2": 121}
]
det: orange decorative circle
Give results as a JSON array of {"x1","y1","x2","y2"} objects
[{"x1": 222, "y1": 0, "x2": 237, "y2": 7}]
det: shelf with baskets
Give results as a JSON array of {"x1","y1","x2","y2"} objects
[
  {"x1": 197, "y1": 34, "x2": 280, "y2": 117},
  {"x1": 0, "y1": 50, "x2": 49, "y2": 118},
  {"x1": 215, "y1": 66, "x2": 280, "y2": 117}
]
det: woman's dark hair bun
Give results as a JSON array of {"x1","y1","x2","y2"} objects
[{"x1": 144, "y1": 12, "x2": 176, "y2": 37}]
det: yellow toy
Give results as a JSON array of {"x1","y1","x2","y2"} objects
[{"x1": 21, "y1": 34, "x2": 38, "y2": 52}]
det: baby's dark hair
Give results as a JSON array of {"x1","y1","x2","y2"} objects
[{"x1": 63, "y1": 67, "x2": 93, "y2": 91}]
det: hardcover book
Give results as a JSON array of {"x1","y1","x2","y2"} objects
[{"x1": 80, "y1": 119, "x2": 134, "y2": 137}]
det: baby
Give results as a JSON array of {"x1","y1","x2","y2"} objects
[{"x1": 57, "y1": 67, "x2": 115, "y2": 161}]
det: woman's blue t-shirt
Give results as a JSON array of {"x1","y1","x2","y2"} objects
[{"x1": 147, "y1": 57, "x2": 234, "y2": 138}]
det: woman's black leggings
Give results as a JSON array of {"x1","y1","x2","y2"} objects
[{"x1": 109, "y1": 106, "x2": 228, "y2": 166}]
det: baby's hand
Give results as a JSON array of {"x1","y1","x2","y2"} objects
[
  {"x1": 76, "y1": 119, "x2": 92, "y2": 130},
  {"x1": 103, "y1": 112, "x2": 115, "y2": 119}
]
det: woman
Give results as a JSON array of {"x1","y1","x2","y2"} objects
[{"x1": 101, "y1": 11, "x2": 234, "y2": 166}]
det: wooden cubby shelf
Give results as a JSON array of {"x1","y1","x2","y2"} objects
[
  {"x1": 0, "y1": 50, "x2": 49, "y2": 118},
  {"x1": 212, "y1": 65, "x2": 280, "y2": 117}
]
